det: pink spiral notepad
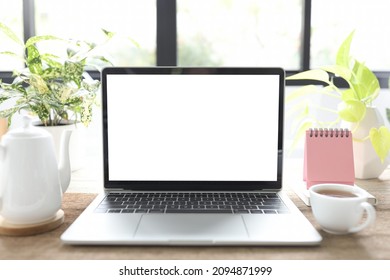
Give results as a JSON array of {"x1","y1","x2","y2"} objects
[{"x1": 303, "y1": 128, "x2": 355, "y2": 189}]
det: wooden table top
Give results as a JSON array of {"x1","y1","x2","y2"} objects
[{"x1": 1, "y1": 172, "x2": 389, "y2": 260}]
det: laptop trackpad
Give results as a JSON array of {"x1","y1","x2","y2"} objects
[{"x1": 135, "y1": 214, "x2": 248, "y2": 243}]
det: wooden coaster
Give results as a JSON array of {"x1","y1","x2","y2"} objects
[{"x1": 0, "y1": 210, "x2": 64, "y2": 236}]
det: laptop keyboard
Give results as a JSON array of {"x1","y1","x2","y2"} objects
[{"x1": 94, "y1": 192, "x2": 290, "y2": 214}]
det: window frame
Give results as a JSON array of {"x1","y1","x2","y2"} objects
[{"x1": 0, "y1": 0, "x2": 388, "y2": 87}]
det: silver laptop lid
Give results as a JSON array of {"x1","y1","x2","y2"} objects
[{"x1": 101, "y1": 67, "x2": 284, "y2": 191}]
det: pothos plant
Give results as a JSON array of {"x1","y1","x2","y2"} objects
[
  {"x1": 387, "y1": 78, "x2": 390, "y2": 125},
  {"x1": 0, "y1": 22, "x2": 114, "y2": 127},
  {"x1": 286, "y1": 31, "x2": 390, "y2": 162}
]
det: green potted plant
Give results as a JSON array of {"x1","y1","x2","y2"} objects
[
  {"x1": 0, "y1": 22, "x2": 114, "y2": 169},
  {"x1": 0, "y1": 22, "x2": 113, "y2": 127},
  {"x1": 286, "y1": 31, "x2": 390, "y2": 179}
]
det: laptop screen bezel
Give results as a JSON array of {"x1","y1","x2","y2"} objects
[{"x1": 101, "y1": 67, "x2": 285, "y2": 191}]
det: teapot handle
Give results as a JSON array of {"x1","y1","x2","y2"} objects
[{"x1": 0, "y1": 144, "x2": 3, "y2": 211}]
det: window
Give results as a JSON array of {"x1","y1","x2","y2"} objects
[
  {"x1": 0, "y1": 0, "x2": 24, "y2": 70},
  {"x1": 177, "y1": 0, "x2": 302, "y2": 68},
  {"x1": 311, "y1": 0, "x2": 390, "y2": 71},
  {"x1": 0, "y1": 0, "x2": 389, "y2": 86},
  {"x1": 34, "y1": 0, "x2": 156, "y2": 66}
]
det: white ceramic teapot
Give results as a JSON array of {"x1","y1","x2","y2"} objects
[{"x1": 0, "y1": 116, "x2": 72, "y2": 224}]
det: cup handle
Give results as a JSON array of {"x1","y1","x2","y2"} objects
[{"x1": 349, "y1": 202, "x2": 376, "y2": 233}]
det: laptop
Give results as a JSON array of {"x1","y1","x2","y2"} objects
[{"x1": 61, "y1": 67, "x2": 322, "y2": 245}]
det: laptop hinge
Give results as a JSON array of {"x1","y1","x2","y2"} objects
[{"x1": 104, "y1": 188, "x2": 125, "y2": 192}]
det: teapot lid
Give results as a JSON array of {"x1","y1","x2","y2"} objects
[{"x1": 6, "y1": 116, "x2": 50, "y2": 139}]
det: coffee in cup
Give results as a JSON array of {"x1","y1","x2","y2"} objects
[
  {"x1": 316, "y1": 189, "x2": 358, "y2": 198},
  {"x1": 309, "y1": 184, "x2": 376, "y2": 234}
]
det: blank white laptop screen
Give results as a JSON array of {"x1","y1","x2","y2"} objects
[{"x1": 106, "y1": 72, "x2": 280, "y2": 182}]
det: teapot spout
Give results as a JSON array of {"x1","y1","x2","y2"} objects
[{"x1": 58, "y1": 130, "x2": 72, "y2": 193}]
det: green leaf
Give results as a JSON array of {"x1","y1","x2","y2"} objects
[
  {"x1": 41, "y1": 54, "x2": 62, "y2": 68},
  {"x1": 336, "y1": 30, "x2": 355, "y2": 68},
  {"x1": 0, "y1": 22, "x2": 24, "y2": 46},
  {"x1": 350, "y1": 60, "x2": 380, "y2": 103},
  {"x1": 0, "y1": 51, "x2": 24, "y2": 61},
  {"x1": 127, "y1": 36, "x2": 140, "y2": 48},
  {"x1": 0, "y1": 107, "x2": 19, "y2": 119},
  {"x1": 286, "y1": 85, "x2": 319, "y2": 103},
  {"x1": 321, "y1": 65, "x2": 352, "y2": 83},
  {"x1": 29, "y1": 74, "x2": 50, "y2": 94},
  {"x1": 67, "y1": 47, "x2": 77, "y2": 58},
  {"x1": 341, "y1": 89, "x2": 357, "y2": 102},
  {"x1": 92, "y1": 55, "x2": 112, "y2": 65},
  {"x1": 0, "y1": 96, "x2": 10, "y2": 103},
  {"x1": 25, "y1": 35, "x2": 62, "y2": 48},
  {"x1": 337, "y1": 100, "x2": 366, "y2": 122},
  {"x1": 84, "y1": 41, "x2": 97, "y2": 50},
  {"x1": 63, "y1": 61, "x2": 84, "y2": 87},
  {"x1": 26, "y1": 45, "x2": 43, "y2": 74},
  {"x1": 369, "y1": 126, "x2": 390, "y2": 162},
  {"x1": 101, "y1": 28, "x2": 115, "y2": 39},
  {"x1": 386, "y1": 108, "x2": 390, "y2": 123},
  {"x1": 286, "y1": 69, "x2": 331, "y2": 84},
  {"x1": 0, "y1": 80, "x2": 26, "y2": 94},
  {"x1": 41, "y1": 67, "x2": 62, "y2": 80},
  {"x1": 85, "y1": 55, "x2": 114, "y2": 70},
  {"x1": 82, "y1": 79, "x2": 100, "y2": 92}
]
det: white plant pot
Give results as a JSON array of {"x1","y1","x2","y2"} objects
[
  {"x1": 39, "y1": 122, "x2": 86, "y2": 172},
  {"x1": 349, "y1": 107, "x2": 389, "y2": 179}
]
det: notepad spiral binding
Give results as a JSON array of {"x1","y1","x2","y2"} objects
[{"x1": 308, "y1": 128, "x2": 350, "y2": 138}]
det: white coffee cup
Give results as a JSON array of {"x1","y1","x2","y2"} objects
[{"x1": 309, "y1": 184, "x2": 376, "y2": 234}]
